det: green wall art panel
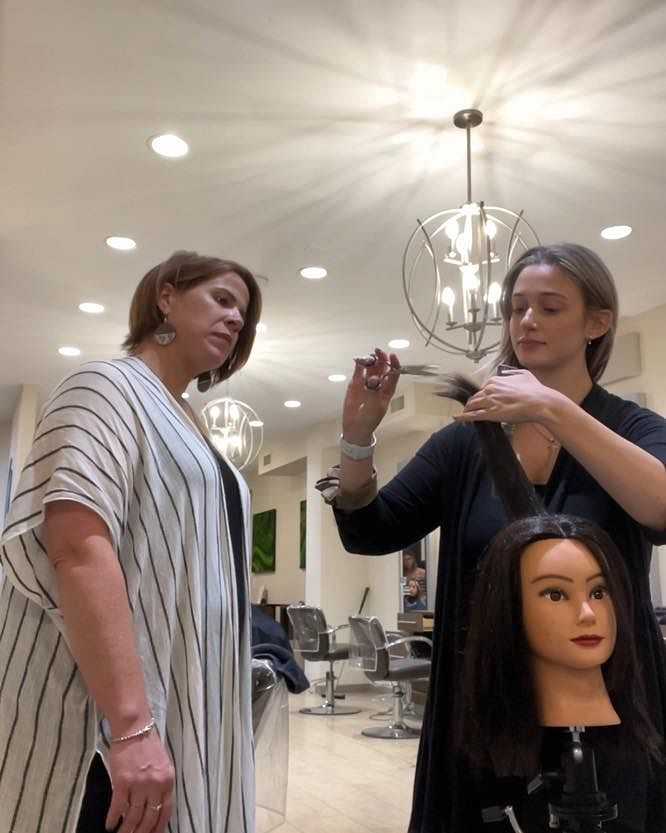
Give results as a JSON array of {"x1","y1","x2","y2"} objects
[
  {"x1": 252, "y1": 509, "x2": 276, "y2": 573},
  {"x1": 299, "y1": 500, "x2": 306, "y2": 570}
]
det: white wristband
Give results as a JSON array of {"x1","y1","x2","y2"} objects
[{"x1": 340, "y1": 433, "x2": 376, "y2": 460}]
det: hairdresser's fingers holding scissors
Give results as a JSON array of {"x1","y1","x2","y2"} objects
[{"x1": 343, "y1": 350, "x2": 400, "y2": 441}]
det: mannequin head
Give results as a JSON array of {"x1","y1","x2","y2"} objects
[
  {"x1": 438, "y1": 374, "x2": 662, "y2": 776},
  {"x1": 459, "y1": 513, "x2": 659, "y2": 775}
]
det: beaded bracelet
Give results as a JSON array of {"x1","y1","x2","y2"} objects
[{"x1": 110, "y1": 717, "x2": 155, "y2": 745}]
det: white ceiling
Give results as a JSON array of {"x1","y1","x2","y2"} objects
[{"x1": 2, "y1": 0, "x2": 666, "y2": 444}]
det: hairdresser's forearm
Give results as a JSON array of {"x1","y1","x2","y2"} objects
[
  {"x1": 52, "y1": 539, "x2": 151, "y2": 735},
  {"x1": 544, "y1": 396, "x2": 666, "y2": 531}
]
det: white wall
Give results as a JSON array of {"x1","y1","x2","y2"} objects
[
  {"x1": 246, "y1": 471, "x2": 306, "y2": 605},
  {"x1": 9, "y1": 384, "x2": 39, "y2": 484},
  {"x1": 605, "y1": 304, "x2": 666, "y2": 603}
]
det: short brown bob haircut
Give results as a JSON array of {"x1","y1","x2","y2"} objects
[{"x1": 123, "y1": 250, "x2": 262, "y2": 391}]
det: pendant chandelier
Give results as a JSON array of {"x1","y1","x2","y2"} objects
[
  {"x1": 402, "y1": 109, "x2": 540, "y2": 362},
  {"x1": 201, "y1": 395, "x2": 264, "y2": 471}
]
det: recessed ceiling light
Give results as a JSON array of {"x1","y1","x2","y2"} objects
[
  {"x1": 256, "y1": 323, "x2": 267, "y2": 334},
  {"x1": 388, "y1": 339, "x2": 410, "y2": 349},
  {"x1": 78, "y1": 302, "x2": 105, "y2": 314},
  {"x1": 58, "y1": 346, "x2": 81, "y2": 357},
  {"x1": 300, "y1": 266, "x2": 327, "y2": 280},
  {"x1": 249, "y1": 419, "x2": 264, "y2": 428},
  {"x1": 149, "y1": 134, "x2": 189, "y2": 158},
  {"x1": 601, "y1": 225, "x2": 632, "y2": 240},
  {"x1": 284, "y1": 400, "x2": 301, "y2": 408},
  {"x1": 181, "y1": 392, "x2": 190, "y2": 400},
  {"x1": 106, "y1": 236, "x2": 136, "y2": 251},
  {"x1": 328, "y1": 374, "x2": 347, "y2": 383}
]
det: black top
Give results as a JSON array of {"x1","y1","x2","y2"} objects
[
  {"x1": 334, "y1": 384, "x2": 666, "y2": 833},
  {"x1": 219, "y1": 456, "x2": 247, "y2": 627}
]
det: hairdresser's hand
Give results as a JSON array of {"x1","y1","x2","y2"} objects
[
  {"x1": 106, "y1": 731, "x2": 175, "y2": 833},
  {"x1": 342, "y1": 348, "x2": 401, "y2": 444},
  {"x1": 454, "y1": 368, "x2": 564, "y2": 425}
]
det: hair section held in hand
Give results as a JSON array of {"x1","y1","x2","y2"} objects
[{"x1": 436, "y1": 374, "x2": 543, "y2": 521}]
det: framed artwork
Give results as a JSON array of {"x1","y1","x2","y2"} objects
[
  {"x1": 299, "y1": 500, "x2": 306, "y2": 570},
  {"x1": 252, "y1": 509, "x2": 276, "y2": 573}
]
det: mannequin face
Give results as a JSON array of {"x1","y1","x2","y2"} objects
[{"x1": 521, "y1": 538, "x2": 616, "y2": 671}]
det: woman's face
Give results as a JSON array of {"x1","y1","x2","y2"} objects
[
  {"x1": 520, "y1": 537, "x2": 616, "y2": 671},
  {"x1": 403, "y1": 553, "x2": 417, "y2": 572},
  {"x1": 508, "y1": 264, "x2": 606, "y2": 375},
  {"x1": 159, "y1": 272, "x2": 250, "y2": 374}
]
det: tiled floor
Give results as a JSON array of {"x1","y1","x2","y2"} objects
[{"x1": 270, "y1": 688, "x2": 420, "y2": 833}]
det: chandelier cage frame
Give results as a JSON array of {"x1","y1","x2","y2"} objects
[
  {"x1": 401, "y1": 108, "x2": 540, "y2": 363},
  {"x1": 202, "y1": 396, "x2": 264, "y2": 471}
]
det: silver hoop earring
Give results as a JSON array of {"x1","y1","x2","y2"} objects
[{"x1": 154, "y1": 315, "x2": 176, "y2": 346}]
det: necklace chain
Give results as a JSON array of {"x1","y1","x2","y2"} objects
[{"x1": 529, "y1": 422, "x2": 560, "y2": 447}]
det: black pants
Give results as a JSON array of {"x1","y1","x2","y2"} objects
[{"x1": 76, "y1": 754, "x2": 119, "y2": 833}]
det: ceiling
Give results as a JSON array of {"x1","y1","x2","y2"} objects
[{"x1": 2, "y1": 0, "x2": 666, "y2": 445}]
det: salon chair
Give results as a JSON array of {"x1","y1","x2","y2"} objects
[
  {"x1": 349, "y1": 615, "x2": 431, "y2": 739},
  {"x1": 287, "y1": 603, "x2": 361, "y2": 715}
]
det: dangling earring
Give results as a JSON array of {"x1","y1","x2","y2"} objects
[
  {"x1": 197, "y1": 371, "x2": 212, "y2": 392},
  {"x1": 587, "y1": 338, "x2": 593, "y2": 347},
  {"x1": 154, "y1": 315, "x2": 176, "y2": 346}
]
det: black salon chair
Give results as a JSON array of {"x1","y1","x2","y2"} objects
[
  {"x1": 349, "y1": 615, "x2": 431, "y2": 738},
  {"x1": 287, "y1": 603, "x2": 361, "y2": 715}
]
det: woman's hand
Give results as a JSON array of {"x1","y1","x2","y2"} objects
[
  {"x1": 454, "y1": 368, "x2": 564, "y2": 425},
  {"x1": 106, "y1": 731, "x2": 175, "y2": 833},
  {"x1": 342, "y1": 348, "x2": 401, "y2": 443}
]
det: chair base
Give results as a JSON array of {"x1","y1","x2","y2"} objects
[
  {"x1": 361, "y1": 723, "x2": 420, "y2": 739},
  {"x1": 299, "y1": 704, "x2": 362, "y2": 716}
]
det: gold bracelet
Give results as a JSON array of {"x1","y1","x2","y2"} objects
[{"x1": 110, "y1": 717, "x2": 155, "y2": 744}]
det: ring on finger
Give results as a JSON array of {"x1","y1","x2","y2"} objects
[{"x1": 148, "y1": 803, "x2": 163, "y2": 812}]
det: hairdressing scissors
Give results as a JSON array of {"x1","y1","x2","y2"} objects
[{"x1": 354, "y1": 355, "x2": 440, "y2": 378}]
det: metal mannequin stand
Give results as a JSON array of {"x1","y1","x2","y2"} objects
[{"x1": 483, "y1": 726, "x2": 618, "y2": 832}]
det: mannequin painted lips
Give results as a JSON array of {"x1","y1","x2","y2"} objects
[{"x1": 571, "y1": 635, "x2": 604, "y2": 647}]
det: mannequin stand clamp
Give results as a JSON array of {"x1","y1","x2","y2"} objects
[{"x1": 482, "y1": 727, "x2": 617, "y2": 832}]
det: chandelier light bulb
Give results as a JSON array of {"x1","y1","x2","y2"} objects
[
  {"x1": 485, "y1": 219, "x2": 498, "y2": 240},
  {"x1": 441, "y1": 286, "x2": 456, "y2": 307},
  {"x1": 455, "y1": 233, "x2": 468, "y2": 257},
  {"x1": 210, "y1": 405, "x2": 221, "y2": 420},
  {"x1": 487, "y1": 282, "x2": 502, "y2": 304},
  {"x1": 460, "y1": 263, "x2": 480, "y2": 290},
  {"x1": 445, "y1": 219, "x2": 459, "y2": 241}
]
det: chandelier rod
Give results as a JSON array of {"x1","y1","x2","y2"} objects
[
  {"x1": 466, "y1": 123, "x2": 472, "y2": 203},
  {"x1": 454, "y1": 108, "x2": 483, "y2": 205}
]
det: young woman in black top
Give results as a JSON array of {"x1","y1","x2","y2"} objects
[{"x1": 329, "y1": 243, "x2": 666, "y2": 832}]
